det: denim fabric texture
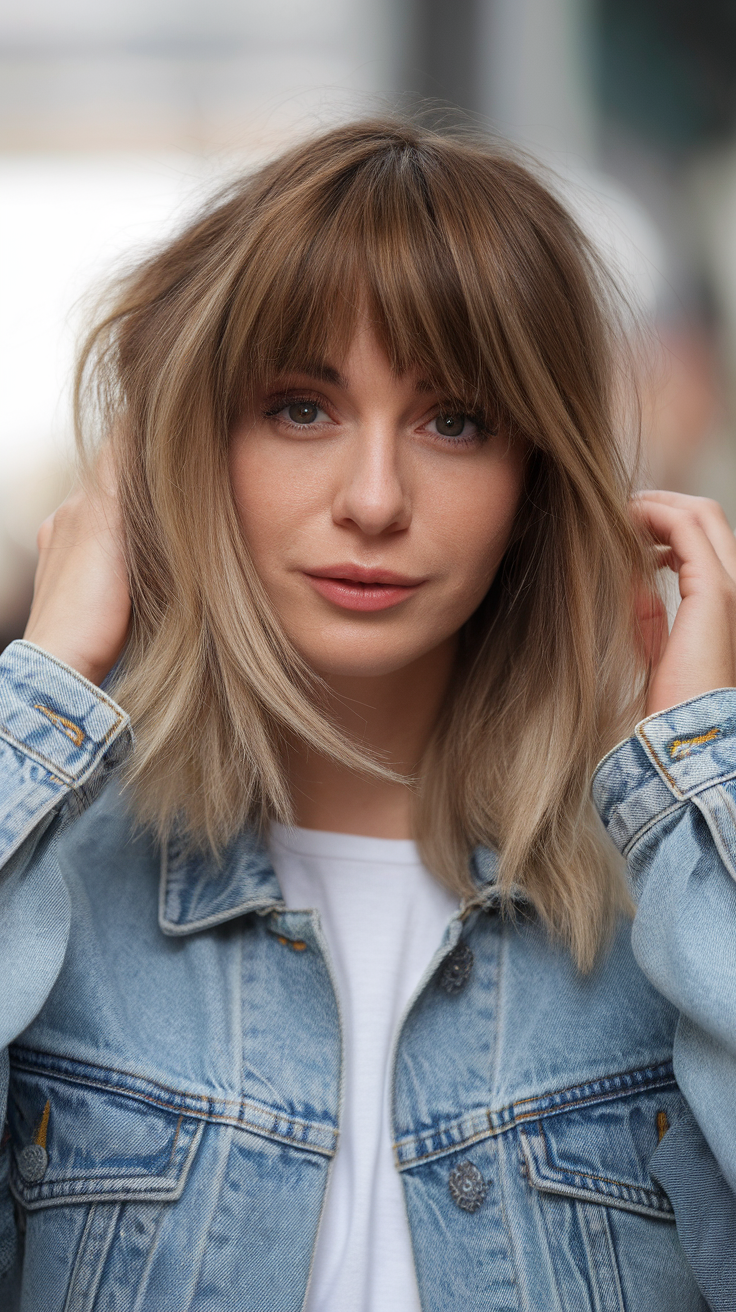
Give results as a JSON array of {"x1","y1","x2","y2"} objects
[{"x1": 0, "y1": 639, "x2": 733, "y2": 1311}]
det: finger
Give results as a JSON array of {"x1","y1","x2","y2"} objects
[
  {"x1": 634, "y1": 491, "x2": 736, "y2": 583},
  {"x1": 651, "y1": 542, "x2": 679, "y2": 573},
  {"x1": 630, "y1": 497, "x2": 731, "y2": 599}
]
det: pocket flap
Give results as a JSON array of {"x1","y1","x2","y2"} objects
[
  {"x1": 519, "y1": 1087, "x2": 680, "y2": 1220},
  {"x1": 8, "y1": 1066, "x2": 204, "y2": 1210}
]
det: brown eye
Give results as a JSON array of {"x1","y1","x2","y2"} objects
[
  {"x1": 288, "y1": 401, "x2": 319, "y2": 424},
  {"x1": 436, "y1": 414, "x2": 467, "y2": 437}
]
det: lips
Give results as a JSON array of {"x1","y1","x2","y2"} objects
[
  {"x1": 307, "y1": 564, "x2": 423, "y2": 586},
  {"x1": 303, "y1": 564, "x2": 425, "y2": 612}
]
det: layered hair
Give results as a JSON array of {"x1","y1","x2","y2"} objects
[{"x1": 77, "y1": 118, "x2": 654, "y2": 970}]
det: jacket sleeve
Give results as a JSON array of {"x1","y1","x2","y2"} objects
[
  {"x1": 0, "y1": 639, "x2": 131, "y2": 1284},
  {"x1": 593, "y1": 689, "x2": 736, "y2": 1312}
]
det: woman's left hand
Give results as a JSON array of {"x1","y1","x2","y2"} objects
[{"x1": 632, "y1": 491, "x2": 736, "y2": 718}]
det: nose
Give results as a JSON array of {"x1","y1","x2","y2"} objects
[{"x1": 331, "y1": 424, "x2": 411, "y2": 537}]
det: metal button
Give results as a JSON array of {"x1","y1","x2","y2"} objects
[
  {"x1": 448, "y1": 1160, "x2": 487, "y2": 1213},
  {"x1": 440, "y1": 942, "x2": 473, "y2": 994},
  {"x1": 17, "y1": 1144, "x2": 48, "y2": 1184}
]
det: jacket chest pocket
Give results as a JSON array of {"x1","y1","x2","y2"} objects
[
  {"x1": 7, "y1": 1059, "x2": 204, "y2": 1310},
  {"x1": 518, "y1": 1085, "x2": 707, "y2": 1311}
]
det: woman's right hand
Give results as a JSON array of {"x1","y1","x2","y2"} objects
[{"x1": 23, "y1": 452, "x2": 131, "y2": 687}]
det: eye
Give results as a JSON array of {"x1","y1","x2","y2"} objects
[
  {"x1": 264, "y1": 395, "x2": 333, "y2": 429},
  {"x1": 428, "y1": 412, "x2": 480, "y2": 441},
  {"x1": 283, "y1": 400, "x2": 327, "y2": 425}
]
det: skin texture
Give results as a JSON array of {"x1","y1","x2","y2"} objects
[
  {"x1": 24, "y1": 327, "x2": 736, "y2": 837},
  {"x1": 24, "y1": 450, "x2": 129, "y2": 689},
  {"x1": 228, "y1": 325, "x2": 526, "y2": 834}
]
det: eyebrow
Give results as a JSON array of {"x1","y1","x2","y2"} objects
[
  {"x1": 269, "y1": 365, "x2": 439, "y2": 396},
  {"x1": 271, "y1": 362, "x2": 347, "y2": 389}
]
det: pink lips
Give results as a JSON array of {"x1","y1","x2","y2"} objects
[{"x1": 304, "y1": 565, "x2": 424, "y2": 612}]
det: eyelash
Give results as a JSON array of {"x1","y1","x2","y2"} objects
[
  {"x1": 263, "y1": 394, "x2": 328, "y2": 424},
  {"x1": 263, "y1": 394, "x2": 491, "y2": 446}
]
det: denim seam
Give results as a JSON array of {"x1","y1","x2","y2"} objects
[
  {"x1": 637, "y1": 724, "x2": 680, "y2": 793},
  {"x1": 0, "y1": 790, "x2": 66, "y2": 865},
  {"x1": 618, "y1": 798, "x2": 685, "y2": 858},
  {"x1": 576, "y1": 1203, "x2": 626, "y2": 1312},
  {"x1": 158, "y1": 898, "x2": 285, "y2": 936},
  {"x1": 519, "y1": 1133, "x2": 674, "y2": 1221},
  {"x1": 535, "y1": 1121, "x2": 673, "y2": 1206},
  {"x1": 509, "y1": 1079, "x2": 676, "y2": 1123},
  {"x1": 11, "y1": 1121, "x2": 206, "y2": 1210},
  {"x1": 10, "y1": 1051, "x2": 338, "y2": 1157},
  {"x1": 395, "y1": 1121, "x2": 495, "y2": 1169},
  {"x1": 0, "y1": 725, "x2": 125, "y2": 787},
  {"x1": 592, "y1": 694, "x2": 728, "y2": 781},
  {"x1": 637, "y1": 724, "x2": 736, "y2": 799},
  {"x1": 10, "y1": 642, "x2": 128, "y2": 716},
  {"x1": 63, "y1": 1201, "x2": 119, "y2": 1311},
  {"x1": 612, "y1": 779, "x2": 736, "y2": 860},
  {"x1": 394, "y1": 1066, "x2": 676, "y2": 1169},
  {"x1": 510, "y1": 1060, "x2": 674, "y2": 1109},
  {"x1": 158, "y1": 841, "x2": 285, "y2": 934},
  {"x1": 11, "y1": 1129, "x2": 196, "y2": 1191}
]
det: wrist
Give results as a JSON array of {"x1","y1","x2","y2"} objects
[{"x1": 21, "y1": 630, "x2": 111, "y2": 688}]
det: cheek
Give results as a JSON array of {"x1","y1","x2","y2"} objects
[
  {"x1": 229, "y1": 438, "x2": 307, "y2": 564},
  {"x1": 431, "y1": 459, "x2": 523, "y2": 586}
]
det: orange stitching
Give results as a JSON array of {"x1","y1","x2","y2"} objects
[
  {"x1": 10, "y1": 1059, "x2": 336, "y2": 1152},
  {"x1": 277, "y1": 935, "x2": 307, "y2": 950},
  {"x1": 393, "y1": 1070, "x2": 677, "y2": 1160},
  {"x1": 166, "y1": 1114, "x2": 183, "y2": 1166},
  {"x1": 638, "y1": 724, "x2": 678, "y2": 788},
  {"x1": 513, "y1": 1064, "x2": 673, "y2": 1107},
  {"x1": 33, "y1": 705, "x2": 85, "y2": 748},
  {"x1": 34, "y1": 1099, "x2": 50, "y2": 1149},
  {"x1": 0, "y1": 728, "x2": 74, "y2": 781},
  {"x1": 657, "y1": 1110, "x2": 669, "y2": 1142},
  {"x1": 537, "y1": 1122, "x2": 666, "y2": 1197},
  {"x1": 670, "y1": 727, "x2": 721, "y2": 759}
]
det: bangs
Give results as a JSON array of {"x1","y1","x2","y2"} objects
[{"x1": 224, "y1": 139, "x2": 523, "y2": 424}]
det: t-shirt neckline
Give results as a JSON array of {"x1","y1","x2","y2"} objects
[{"x1": 268, "y1": 822, "x2": 422, "y2": 865}]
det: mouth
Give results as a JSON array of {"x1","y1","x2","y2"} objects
[{"x1": 303, "y1": 564, "x2": 425, "y2": 612}]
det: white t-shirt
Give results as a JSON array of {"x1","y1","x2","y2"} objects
[{"x1": 267, "y1": 824, "x2": 459, "y2": 1312}]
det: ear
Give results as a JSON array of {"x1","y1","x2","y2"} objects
[{"x1": 634, "y1": 584, "x2": 668, "y2": 673}]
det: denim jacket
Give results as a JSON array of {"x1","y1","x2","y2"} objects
[{"x1": 0, "y1": 639, "x2": 734, "y2": 1312}]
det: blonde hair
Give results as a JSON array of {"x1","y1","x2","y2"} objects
[{"x1": 77, "y1": 118, "x2": 654, "y2": 970}]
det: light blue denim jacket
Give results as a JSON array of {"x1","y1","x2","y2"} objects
[{"x1": 0, "y1": 639, "x2": 734, "y2": 1311}]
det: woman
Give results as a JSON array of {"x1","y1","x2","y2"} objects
[{"x1": 0, "y1": 119, "x2": 733, "y2": 1311}]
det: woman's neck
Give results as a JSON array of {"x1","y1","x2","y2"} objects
[{"x1": 287, "y1": 637, "x2": 456, "y2": 838}]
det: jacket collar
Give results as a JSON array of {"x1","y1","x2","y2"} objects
[
  {"x1": 159, "y1": 826, "x2": 284, "y2": 936},
  {"x1": 159, "y1": 826, "x2": 501, "y2": 937}
]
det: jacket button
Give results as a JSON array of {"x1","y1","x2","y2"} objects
[
  {"x1": 448, "y1": 1160, "x2": 487, "y2": 1212},
  {"x1": 440, "y1": 942, "x2": 473, "y2": 994},
  {"x1": 17, "y1": 1144, "x2": 48, "y2": 1184}
]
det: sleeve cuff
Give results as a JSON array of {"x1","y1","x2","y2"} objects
[
  {"x1": 0, "y1": 640, "x2": 131, "y2": 786},
  {"x1": 593, "y1": 689, "x2": 736, "y2": 857}
]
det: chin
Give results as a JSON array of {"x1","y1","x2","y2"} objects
[{"x1": 301, "y1": 643, "x2": 428, "y2": 681}]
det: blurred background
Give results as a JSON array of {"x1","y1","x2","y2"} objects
[{"x1": 2, "y1": 0, "x2": 736, "y2": 647}]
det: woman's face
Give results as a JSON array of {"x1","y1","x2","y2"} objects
[{"x1": 230, "y1": 325, "x2": 526, "y2": 681}]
